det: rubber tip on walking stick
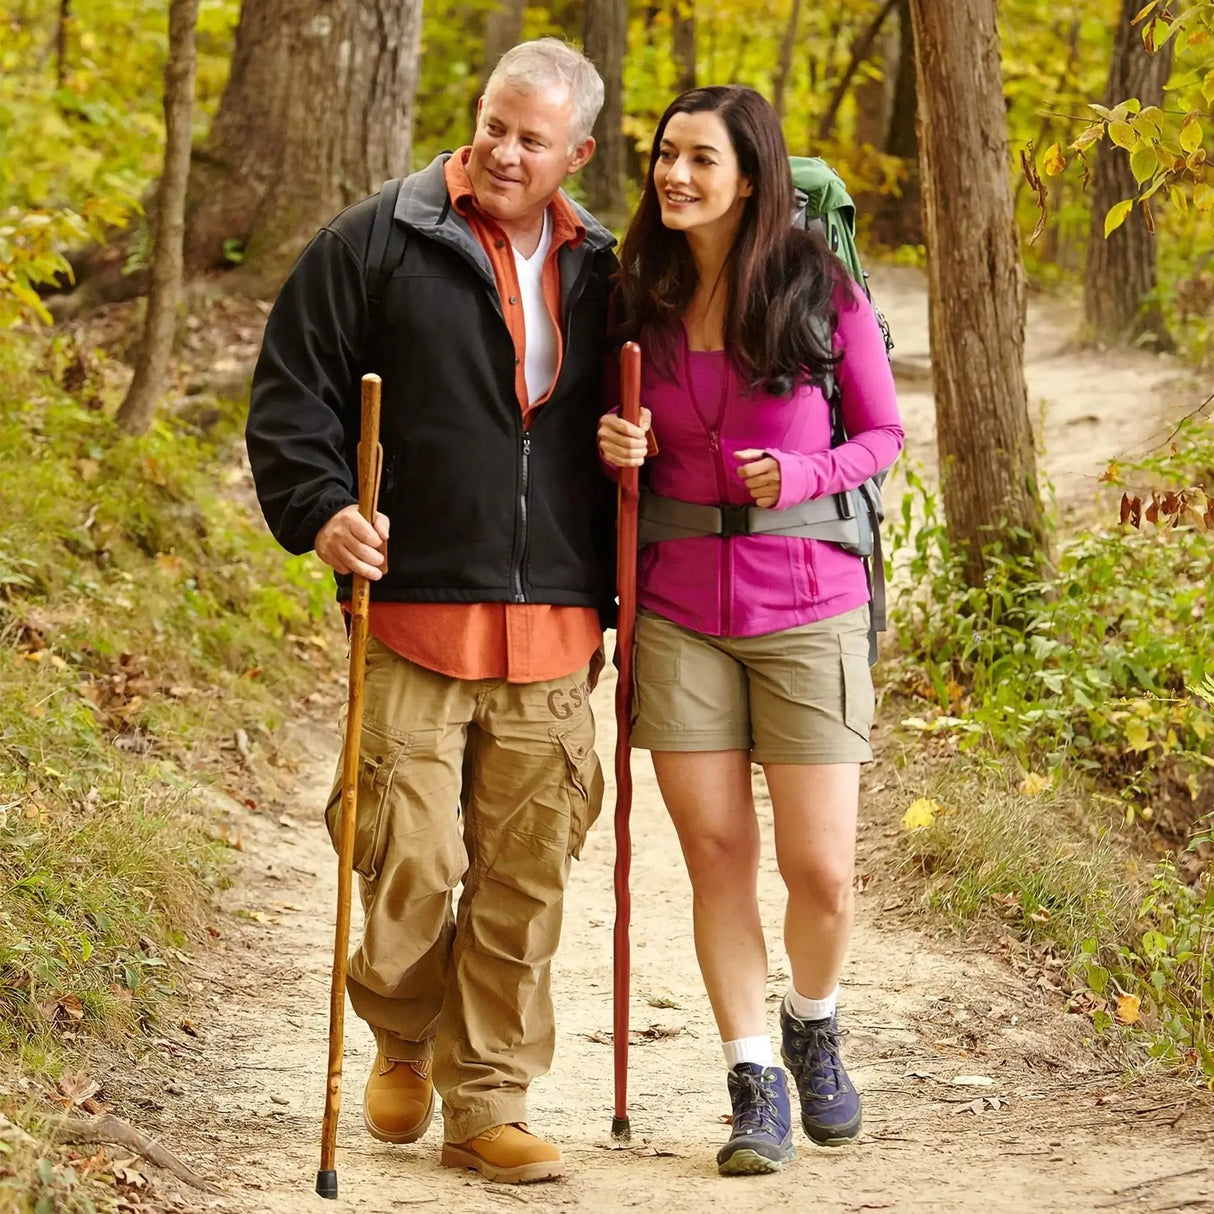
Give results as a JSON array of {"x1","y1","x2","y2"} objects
[
  {"x1": 316, "y1": 1169, "x2": 338, "y2": 1199},
  {"x1": 611, "y1": 1116, "x2": 631, "y2": 1143}
]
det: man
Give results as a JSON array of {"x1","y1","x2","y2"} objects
[{"x1": 246, "y1": 39, "x2": 617, "y2": 1185}]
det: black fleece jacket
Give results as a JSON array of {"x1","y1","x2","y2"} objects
[{"x1": 246, "y1": 154, "x2": 619, "y2": 623}]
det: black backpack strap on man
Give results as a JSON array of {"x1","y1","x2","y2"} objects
[{"x1": 365, "y1": 177, "x2": 407, "y2": 329}]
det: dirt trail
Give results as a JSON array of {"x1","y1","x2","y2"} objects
[
  {"x1": 132, "y1": 269, "x2": 1213, "y2": 1212},
  {"x1": 145, "y1": 692, "x2": 1213, "y2": 1214}
]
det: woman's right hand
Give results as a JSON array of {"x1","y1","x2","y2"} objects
[{"x1": 598, "y1": 407, "x2": 653, "y2": 468}]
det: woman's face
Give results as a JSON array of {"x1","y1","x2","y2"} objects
[{"x1": 653, "y1": 110, "x2": 753, "y2": 242}]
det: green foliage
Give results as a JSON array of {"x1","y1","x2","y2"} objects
[
  {"x1": 0, "y1": 333, "x2": 340, "y2": 1062},
  {"x1": 890, "y1": 421, "x2": 1214, "y2": 1078},
  {"x1": 1095, "y1": 832, "x2": 1214, "y2": 1078},
  {"x1": 888, "y1": 427, "x2": 1213, "y2": 816},
  {"x1": 1034, "y1": 2, "x2": 1214, "y2": 241},
  {"x1": 0, "y1": 0, "x2": 238, "y2": 325}
]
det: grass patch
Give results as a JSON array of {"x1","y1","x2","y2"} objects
[
  {"x1": 0, "y1": 331, "x2": 341, "y2": 1071},
  {"x1": 0, "y1": 1109, "x2": 126, "y2": 1214},
  {"x1": 885, "y1": 419, "x2": 1214, "y2": 1079},
  {"x1": 900, "y1": 767, "x2": 1139, "y2": 955}
]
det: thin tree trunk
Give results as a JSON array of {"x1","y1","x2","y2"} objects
[
  {"x1": 1083, "y1": 0, "x2": 1174, "y2": 350},
  {"x1": 772, "y1": 0, "x2": 802, "y2": 124},
  {"x1": 583, "y1": 0, "x2": 628, "y2": 227},
  {"x1": 854, "y1": 13, "x2": 897, "y2": 147},
  {"x1": 115, "y1": 0, "x2": 200, "y2": 437},
  {"x1": 672, "y1": 0, "x2": 696, "y2": 94},
  {"x1": 870, "y1": 0, "x2": 920, "y2": 247},
  {"x1": 908, "y1": 0, "x2": 1049, "y2": 585},
  {"x1": 817, "y1": 0, "x2": 898, "y2": 142},
  {"x1": 184, "y1": 0, "x2": 423, "y2": 286},
  {"x1": 470, "y1": 0, "x2": 526, "y2": 125},
  {"x1": 55, "y1": 0, "x2": 70, "y2": 87}
]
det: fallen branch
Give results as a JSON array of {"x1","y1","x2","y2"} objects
[{"x1": 39, "y1": 1114, "x2": 222, "y2": 1194}]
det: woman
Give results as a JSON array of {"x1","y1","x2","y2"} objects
[{"x1": 598, "y1": 86, "x2": 902, "y2": 1176}]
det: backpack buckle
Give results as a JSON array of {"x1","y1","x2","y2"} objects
[{"x1": 718, "y1": 503, "x2": 752, "y2": 538}]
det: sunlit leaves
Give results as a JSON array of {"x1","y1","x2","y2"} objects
[{"x1": 1104, "y1": 197, "x2": 1134, "y2": 236}]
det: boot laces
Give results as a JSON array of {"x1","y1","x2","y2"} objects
[
  {"x1": 730, "y1": 1068, "x2": 781, "y2": 1135},
  {"x1": 789, "y1": 1021, "x2": 854, "y2": 1100}
]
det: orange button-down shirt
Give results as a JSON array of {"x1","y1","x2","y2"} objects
[{"x1": 366, "y1": 149, "x2": 603, "y2": 683}]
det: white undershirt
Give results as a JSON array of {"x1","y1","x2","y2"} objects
[{"x1": 512, "y1": 209, "x2": 557, "y2": 406}]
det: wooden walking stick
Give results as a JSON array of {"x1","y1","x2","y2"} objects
[
  {"x1": 611, "y1": 341, "x2": 642, "y2": 1142},
  {"x1": 317, "y1": 373, "x2": 383, "y2": 1200}
]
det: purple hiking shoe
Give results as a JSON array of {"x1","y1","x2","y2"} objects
[
  {"x1": 780, "y1": 1007, "x2": 862, "y2": 1145},
  {"x1": 715, "y1": 1063, "x2": 796, "y2": 1176}
]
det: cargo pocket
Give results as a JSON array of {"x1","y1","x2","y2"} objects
[
  {"x1": 839, "y1": 635, "x2": 875, "y2": 741},
  {"x1": 324, "y1": 720, "x2": 408, "y2": 882},
  {"x1": 556, "y1": 725, "x2": 604, "y2": 860}
]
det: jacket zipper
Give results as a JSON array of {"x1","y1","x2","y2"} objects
[
  {"x1": 682, "y1": 333, "x2": 734, "y2": 635},
  {"x1": 513, "y1": 429, "x2": 531, "y2": 602}
]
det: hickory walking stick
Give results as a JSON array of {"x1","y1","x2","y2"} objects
[
  {"x1": 612, "y1": 341, "x2": 642, "y2": 1141},
  {"x1": 317, "y1": 373, "x2": 383, "y2": 1200}
]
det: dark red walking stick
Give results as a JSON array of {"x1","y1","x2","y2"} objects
[{"x1": 612, "y1": 341, "x2": 642, "y2": 1142}]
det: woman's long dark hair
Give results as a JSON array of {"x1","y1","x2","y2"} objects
[{"x1": 617, "y1": 85, "x2": 845, "y2": 395}]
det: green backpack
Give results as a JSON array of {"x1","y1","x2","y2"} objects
[
  {"x1": 789, "y1": 155, "x2": 894, "y2": 661},
  {"x1": 789, "y1": 155, "x2": 892, "y2": 351}
]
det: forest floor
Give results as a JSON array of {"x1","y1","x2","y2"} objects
[{"x1": 93, "y1": 267, "x2": 1214, "y2": 1213}]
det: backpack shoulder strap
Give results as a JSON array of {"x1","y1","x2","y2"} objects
[{"x1": 365, "y1": 178, "x2": 406, "y2": 315}]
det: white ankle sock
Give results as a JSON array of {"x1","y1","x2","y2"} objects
[
  {"x1": 785, "y1": 985, "x2": 838, "y2": 1022},
  {"x1": 722, "y1": 1035, "x2": 774, "y2": 1068}
]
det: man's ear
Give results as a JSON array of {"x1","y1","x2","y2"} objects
[{"x1": 568, "y1": 135, "x2": 596, "y2": 174}]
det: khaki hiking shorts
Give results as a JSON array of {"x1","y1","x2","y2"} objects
[{"x1": 631, "y1": 605, "x2": 874, "y2": 765}]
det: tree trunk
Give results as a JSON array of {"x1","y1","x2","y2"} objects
[
  {"x1": 1083, "y1": 0, "x2": 1175, "y2": 351},
  {"x1": 115, "y1": 0, "x2": 199, "y2": 437},
  {"x1": 55, "y1": 0, "x2": 70, "y2": 87},
  {"x1": 583, "y1": 0, "x2": 628, "y2": 228},
  {"x1": 184, "y1": 0, "x2": 422, "y2": 287},
  {"x1": 772, "y1": 0, "x2": 802, "y2": 124},
  {"x1": 855, "y1": 13, "x2": 898, "y2": 148},
  {"x1": 816, "y1": 0, "x2": 898, "y2": 142},
  {"x1": 672, "y1": 0, "x2": 696, "y2": 94},
  {"x1": 871, "y1": 0, "x2": 921, "y2": 247},
  {"x1": 908, "y1": 0, "x2": 1049, "y2": 585},
  {"x1": 470, "y1": 0, "x2": 526, "y2": 126}
]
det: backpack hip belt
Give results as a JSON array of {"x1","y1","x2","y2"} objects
[
  {"x1": 638, "y1": 487, "x2": 870, "y2": 551},
  {"x1": 637, "y1": 485, "x2": 887, "y2": 661}
]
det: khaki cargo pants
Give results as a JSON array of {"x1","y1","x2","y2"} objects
[{"x1": 325, "y1": 637, "x2": 603, "y2": 1143}]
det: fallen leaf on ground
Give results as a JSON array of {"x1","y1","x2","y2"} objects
[
  {"x1": 112, "y1": 1159, "x2": 148, "y2": 1189},
  {"x1": 1116, "y1": 993, "x2": 1141, "y2": 1025},
  {"x1": 902, "y1": 798, "x2": 944, "y2": 831},
  {"x1": 1019, "y1": 771, "x2": 1053, "y2": 796},
  {"x1": 952, "y1": 1075, "x2": 994, "y2": 1086},
  {"x1": 57, "y1": 1074, "x2": 101, "y2": 1106}
]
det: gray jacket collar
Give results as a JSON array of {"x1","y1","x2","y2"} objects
[{"x1": 393, "y1": 153, "x2": 616, "y2": 287}]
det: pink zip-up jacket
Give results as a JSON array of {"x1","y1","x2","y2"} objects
[{"x1": 606, "y1": 282, "x2": 903, "y2": 637}]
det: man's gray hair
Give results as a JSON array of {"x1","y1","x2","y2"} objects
[{"x1": 484, "y1": 37, "x2": 605, "y2": 147}]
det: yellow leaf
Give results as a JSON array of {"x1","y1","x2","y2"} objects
[
  {"x1": 1042, "y1": 142, "x2": 1066, "y2": 176},
  {"x1": 1104, "y1": 199, "x2": 1134, "y2": 237},
  {"x1": 1195, "y1": 183, "x2": 1214, "y2": 211},
  {"x1": 1179, "y1": 112, "x2": 1202, "y2": 154},
  {"x1": 1116, "y1": 993, "x2": 1141, "y2": 1025},
  {"x1": 1020, "y1": 772, "x2": 1053, "y2": 797},
  {"x1": 1108, "y1": 121, "x2": 1136, "y2": 150},
  {"x1": 1124, "y1": 718, "x2": 1153, "y2": 752},
  {"x1": 902, "y1": 798, "x2": 943, "y2": 832}
]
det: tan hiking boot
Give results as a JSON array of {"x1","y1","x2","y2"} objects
[
  {"x1": 363, "y1": 1053, "x2": 435, "y2": 1144},
  {"x1": 440, "y1": 1123, "x2": 565, "y2": 1184}
]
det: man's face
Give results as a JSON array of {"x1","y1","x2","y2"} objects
[{"x1": 466, "y1": 82, "x2": 594, "y2": 234}]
